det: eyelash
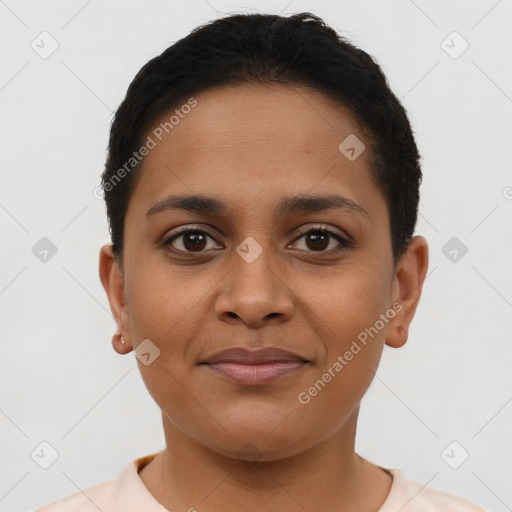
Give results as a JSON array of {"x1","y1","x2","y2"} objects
[{"x1": 163, "y1": 224, "x2": 352, "y2": 256}]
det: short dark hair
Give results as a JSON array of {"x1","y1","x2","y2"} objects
[{"x1": 101, "y1": 11, "x2": 422, "y2": 267}]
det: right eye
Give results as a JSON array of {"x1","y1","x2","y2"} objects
[{"x1": 164, "y1": 227, "x2": 222, "y2": 253}]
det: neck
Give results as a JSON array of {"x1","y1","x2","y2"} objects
[{"x1": 138, "y1": 409, "x2": 392, "y2": 512}]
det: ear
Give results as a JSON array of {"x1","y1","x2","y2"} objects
[
  {"x1": 99, "y1": 243, "x2": 133, "y2": 354},
  {"x1": 386, "y1": 236, "x2": 429, "y2": 348}
]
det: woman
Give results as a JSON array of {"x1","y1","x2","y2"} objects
[{"x1": 37, "y1": 11, "x2": 484, "y2": 512}]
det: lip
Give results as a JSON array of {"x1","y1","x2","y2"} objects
[
  {"x1": 199, "y1": 347, "x2": 310, "y2": 386},
  {"x1": 202, "y1": 347, "x2": 308, "y2": 365}
]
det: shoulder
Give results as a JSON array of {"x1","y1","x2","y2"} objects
[
  {"x1": 381, "y1": 469, "x2": 487, "y2": 512},
  {"x1": 34, "y1": 480, "x2": 116, "y2": 512},
  {"x1": 32, "y1": 453, "x2": 161, "y2": 512}
]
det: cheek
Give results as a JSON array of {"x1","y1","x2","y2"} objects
[
  {"x1": 296, "y1": 279, "x2": 389, "y2": 430},
  {"x1": 305, "y1": 263, "x2": 391, "y2": 339},
  {"x1": 301, "y1": 264, "x2": 391, "y2": 406},
  {"x1": 125, "y1": 267, "x2": 213, "y2": 408},
  {"x1": 126, "y1": 262, "x2": 206, "y2": 342}
]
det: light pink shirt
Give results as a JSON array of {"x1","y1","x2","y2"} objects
[{"x1": 35, "y1": 453, "x2": 486, "y2": 511}]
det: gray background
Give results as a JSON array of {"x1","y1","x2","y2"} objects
[{"x1": 1, "y1": 0, "x2": 511, "y2": 511}]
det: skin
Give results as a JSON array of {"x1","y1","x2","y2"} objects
[{"x1": 99, "y1": 83, "x2": 428, "y2": 512}]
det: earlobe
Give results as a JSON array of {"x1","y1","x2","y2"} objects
[
  {"x1": 385, "y1": 236, "x2": 429, "y2": 349},
  {"x1": 112, "y1": 330, "x2": 133, "y2": 354},
  {"x1": 386, "y1": 325, "x2": 408, "y2": 349}
]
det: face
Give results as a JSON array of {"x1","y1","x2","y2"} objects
[{"x1": 100, "y1": 83, "x2": 428, "y2": 462}]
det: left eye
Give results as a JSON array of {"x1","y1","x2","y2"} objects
[{"x1": 290, "y1": 229, "x2": 351, "y2": 253}]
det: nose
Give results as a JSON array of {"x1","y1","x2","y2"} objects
[{"x1": 214, "y1": 243, "x2": 294, "y2": 329}]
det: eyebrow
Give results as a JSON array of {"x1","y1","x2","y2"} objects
[{"x1": 146, "y1": 193, "x2": 369, "y2": 220}]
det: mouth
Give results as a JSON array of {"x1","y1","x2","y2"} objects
[{"x1": 199, "y1": 347, "x2": 310, "y2": 386}]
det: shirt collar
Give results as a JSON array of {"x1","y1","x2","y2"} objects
[{"x1": 115, "y1": 453, "x2": 169, "y2": 511}]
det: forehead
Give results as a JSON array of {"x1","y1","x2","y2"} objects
[
  {"x1": 128, "y1": 83, "x2": 381, "y2": 218},
  {"x1": 148, "y1": 83, "x2": 367, "y2": 158}
]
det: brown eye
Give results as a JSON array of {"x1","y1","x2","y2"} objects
[
  {"x1": 291, "y1": 228, "x2": 351, "y2": 254},
  {"x1": 165, "y1": 229, "x2": 218, "y2": 253},
  {"x1": 304, "y1": 231, "x2": 329, "y2": 251}
]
